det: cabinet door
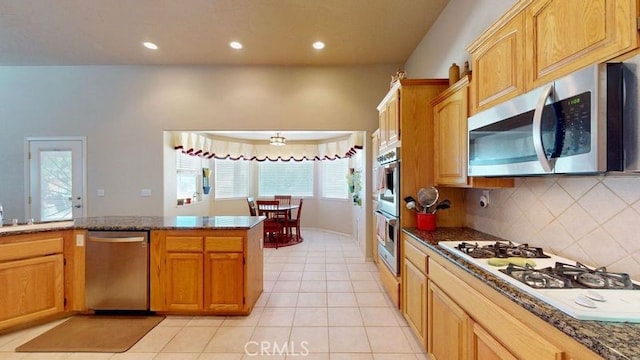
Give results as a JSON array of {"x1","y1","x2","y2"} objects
[
  {"x1": 428, "y1": 281, "x2": 468, "y2": 360},
  {"x1": 434, "y1": 84, "x2": 468, "y2": 186},
  {"x1": 526, "y1": 0, "x2": 636, "y2": 88},
  {"x1": 404, "y1": 260, "x2": 427, "y2": 347},
  {"x1": 379, "y1": 106, "x2": 389, "y2": 150},
  {"x1": 470, "y1": 12, "x2": 525, "y2": 113},
  {"x1": 165, "y1": 252, "x2": 203, "y2": 311},
  {"x1": 204, "y1": 252, "x2": 244, "y2": 312},
  {"x1": 0, "y1": 254, "x2": 64, "y2": 329},
  {"x1": 386, "y1": 91, "x2": 400, "y2": 146},
  {"x1": 469, "y1": 320, "x2": 518, "y2": 360}
]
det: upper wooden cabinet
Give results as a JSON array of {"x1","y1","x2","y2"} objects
[
  {"x1": 467, "y1": 0, "x2": 638, "y2": 113},
  {"x1": 525, "y1": 0, "x2": 637, "y2": 87},
  {"x1": 468, "y1": 10, "x2": 525, "y2": 114},
  {"x1": 434, "y1": 77, "x2": 470, "y2": 186},
  {"x1": 378, "y1": 89, "x2": 400, "y2": 150},
  {"x1": 433, "y1": 76, "x2": 514, "y2": 188}
]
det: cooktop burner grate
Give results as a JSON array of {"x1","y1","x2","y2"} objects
[
  {"x1": 499, "y1": 262, "x2": 639, "y2": 290},
  {"x1": 456, "y1": 241, "x2": 551, "y2": 259},
  {"x1": 554, "y1": 262, "x2": 637, "y2": 290}
]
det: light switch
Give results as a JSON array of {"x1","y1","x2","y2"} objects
[
  {"x1": 140, "y1": 189, "x2": 152, "y2": 197},
  {"x1": 97, "y1": 189, "x2": 105, "y2": 197}
]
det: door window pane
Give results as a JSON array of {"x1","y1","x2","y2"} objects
[{"x1": 40, "y1": 150, "x2": 72, "y2": 221}]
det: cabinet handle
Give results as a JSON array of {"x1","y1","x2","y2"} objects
[
  {"x1": 532, "y1": 84, "x2": 555, "y2": 173},
  {"x1": 88, "y1": 236, "x2": 145, "y2": 243}
]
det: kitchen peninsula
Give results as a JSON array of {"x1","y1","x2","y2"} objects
[{"x1": 0, "y1": 216, "x2": 265, "y2": 332}]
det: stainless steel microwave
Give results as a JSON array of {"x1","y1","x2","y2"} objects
[{"x1": 467, "y1": 62, "x2": 625, "y2": 176}]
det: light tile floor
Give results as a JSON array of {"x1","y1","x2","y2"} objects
[{"x1": 0, "y1": 229, "x2": 429, "y2": 359}]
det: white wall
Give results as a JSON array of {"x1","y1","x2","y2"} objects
[
  {"x1": 405, "y1": 0, "x2": 516, "y2": 78},
  {"x1": 0, "y1": 65, "x2": 397, "y2": 230}
]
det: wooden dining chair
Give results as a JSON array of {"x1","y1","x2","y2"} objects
[
  {"x1": 247, "y1": 197, "x2": 257, "y2": 216},
  {"x1": 273, "y1": 195, "x2": 292, "y2": 225},
  {"x1": 256, "y1": 200, "x2": 284, "y2": 248},
  {"x1": 274, "y1": 195, "x2": 292, "y2": 206},
  {"x1": 285, "y1": 198, "x2": 303, "y2": 242}
]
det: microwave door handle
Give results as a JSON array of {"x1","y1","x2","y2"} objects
[{"x1": 532, "y1": 84, "x2": 555, "y2": 173}]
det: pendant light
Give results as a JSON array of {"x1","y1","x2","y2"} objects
[{"x1": 270, "y1": 132, "x2": 286, "y2": 146}]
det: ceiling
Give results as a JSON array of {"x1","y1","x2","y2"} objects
[{"x1": 0, "y1": 0, "x2": 449, "y2": 66}]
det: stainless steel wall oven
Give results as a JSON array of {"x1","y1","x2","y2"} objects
[{"x1": 375, "y1": 148, "x2": 400, "y2": 275}]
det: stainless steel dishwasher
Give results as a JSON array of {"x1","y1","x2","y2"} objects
[{"x1": 85, "y1": 231, "x2": 149, "y2": 311}]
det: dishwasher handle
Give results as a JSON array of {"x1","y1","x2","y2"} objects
[{"x1": 88, "y1": 236, "x2": 146, "y2": 243}]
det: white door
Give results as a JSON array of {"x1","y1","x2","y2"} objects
[{"x1": 27, "y1": 138, "x2": 86, "y2": 221}]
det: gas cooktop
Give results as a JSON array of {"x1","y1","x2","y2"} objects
[{"x1": 439, "y1": 241, "x2": 640, "y2": 323}]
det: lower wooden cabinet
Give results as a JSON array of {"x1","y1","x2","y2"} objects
[
  {"x1": 402, "y1": 236, "x2": 428, "y2": 347},
  {"x1": 151, "y1": 227, "x2": 262, "y2": 315},
  {"x1": 0, "y1": 233, "x2": 65, "y2": 331},
  {"x1": 427, "y1": 281, "x2": 468, "y2": 360},
  {"x1": 401, "y1": 232, "x2": 602, "y2": 360},
  {"x1": 204, "y1": 252, "x2": 243, "y2": 312},
  {"x1": 404, "y1": 261, "x2": 427, "y2": 342},
  {"x1": 469, "y1": 320, "x2": 518, "y2": 360},
  {"x1": 428, "y1": 258, "x2": 570, "y2": 360},
  {"x1": 165, "y1": 252, "x2": 204, "y2": 311}
]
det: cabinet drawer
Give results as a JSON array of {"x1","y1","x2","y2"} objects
[
  {"x1": 404, "y1": 239, "x2": 427, "y2": 274},
  {"x1": 0, "y1": 237, "x2": 63, "y2": 262},
  {"x1": 205, "y1": 236, "x2": 243, "y2": 252},
  {"x1": 166, "y1": 236, "x2": 203, "y2": 252}
]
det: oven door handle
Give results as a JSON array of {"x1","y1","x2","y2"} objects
[
  {"x1": 375, "y1": 210, "x2": 396, "y2": 221},
  {"x1": 532, "y1": 84, "x2": 555, "y2": 173}
]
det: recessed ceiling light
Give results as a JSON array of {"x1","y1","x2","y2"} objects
[
  {"x1": 313, "y1": 41, "x2": 325, "y2": 50},
  {"x1": 143, "y1": 41, "x2": 158, "y2": 50},
  {"x1": 230, "y1": 41, "x2": 243, "y2": 50}
]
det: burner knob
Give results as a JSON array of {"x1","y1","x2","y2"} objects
[
  {"x1": 584, "y1": 290, "x2": 605, "y2": 302},
  {"x1": 574, "y1": 295, "x2": 597, "y2": 308}
]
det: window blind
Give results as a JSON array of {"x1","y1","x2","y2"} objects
[
  {"x1": 322, "y1": 158, "x2": 349, "y2": 199},
  {"x1": 215, "y1": 158, "x2": 250, "y2": 198},
  {"x1": 258, "y1": 161, "x2": 313, "y2": 197}
]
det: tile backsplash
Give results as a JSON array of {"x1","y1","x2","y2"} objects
[{"x1": 466, "y1": 175, "x2": 640, "y2": 281}]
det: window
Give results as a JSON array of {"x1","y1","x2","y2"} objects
[
  {"x1": 258, "y1": 161, "x2": 313, "y2": 197},
  {"x1": 322, "y1": 158, "x2": 349, "y2": 199},
  {"x1": 215, "y1": 158, "x2": 250, "y2": 199},
  {"x1": 176, "y1": 152, "x2": 201, "y2": 202}
]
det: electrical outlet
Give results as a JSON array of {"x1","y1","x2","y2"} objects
[
  {"x1": 76, "y1": 234, "x2": 85, "y2": 247},
  {"x1": 97, "y1": 189, "x2": 105, "y2": 197},
  {"x1": 140, "y1": 189, "x2": 152, "y2": 197}
]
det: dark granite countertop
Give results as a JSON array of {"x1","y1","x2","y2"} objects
[
  {"x1": 74, "y1": 216, "x2": 266, "y2": 231},
  {"x1": 403, "y1": 227, "x2": 640, "y2": 360},
  {"x1": 0, "y1": 216, "x2": 265, "y2": 237}
]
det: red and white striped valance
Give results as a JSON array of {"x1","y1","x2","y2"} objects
[{"x1": 173, "y1": 132, "x2": 363, "y2": 161}]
